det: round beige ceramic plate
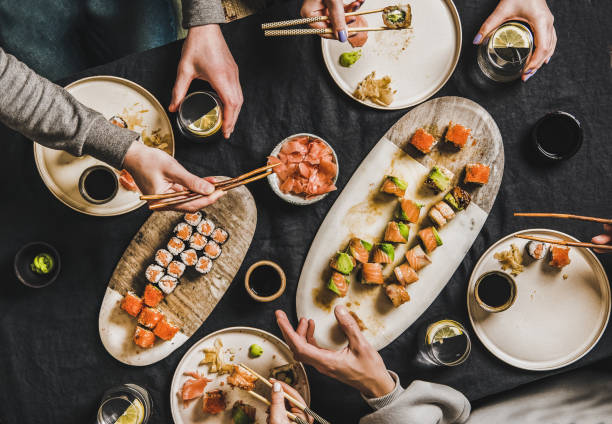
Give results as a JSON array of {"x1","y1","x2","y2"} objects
[
  {"x1": 321, "y1": 0, "x2": 461, "y2": 110},
  {"x1": 467, "y1": 229, "x2": 610, "y2": 371},
  {"x1": 170, "y1": 327, "x2": 310, "y2": 424},
  {"x1": 33, "y1": 76, "x2": 174, "y2": 216}
]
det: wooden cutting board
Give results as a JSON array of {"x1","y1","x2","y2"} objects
[
  {"x1": 296, "y1": 96, "x2": 504, "y2": 350},
  {"x1": 99, "y1": 184, "x2": 257, "y2": 366}
]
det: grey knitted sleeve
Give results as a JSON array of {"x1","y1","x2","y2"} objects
[{"x1": 182, "y1": 0, "x2": 226, "y2": 28}]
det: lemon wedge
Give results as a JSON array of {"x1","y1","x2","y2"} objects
[
  {"x1": 492, "y1": 24, "x2": 530, "y2": 49},
  {"x1": 114, "y1": 399, "x2": 144, "y2": 424},
  {"x1": 188, "y1": 106, "x2": 221, "y2": 136}
]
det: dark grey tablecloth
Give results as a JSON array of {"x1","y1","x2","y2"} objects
[{"x1": 1, "y1": 1, "x2": 611, "y2": 423}]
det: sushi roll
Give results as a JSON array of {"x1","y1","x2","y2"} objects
[
  {"x1": 361, "y1": 263, "x2": 384, "y2": 285},
  {"x1": 204, "y1": 240, "x2": 222, "y2": 259},
  {"x1": 444, "y1": 186, "x2": 472, "y2": 211},
  {"x1": 397, "y1": 199, "x2": 423, "y2": 223},
  {"x1": 380, "y1": 175, "x2": 408, "y2": 197},
  {"x1": 549, "y1": 246, "x2": 571, "y2": 268},
  {"x1": 109, "y1": 115, "x2": 127, "y2": 128},
  {"x1": 158, "y1": 275, "x2": 178, "y2": 295},
  {"x1": 134, "y1": 326, "x2": 155, "y2": 349},
  {"x1": 197, "y1": 218, "x2": 216, "y2": 237},
  {"x1": 384, "y1": 221, "x2": 410, "y2": 243},
  {"x1": 167, "y1": 260, "x2": 186, "y2": 278},
  {"x1": 382, "y1": 4, "x2": 411, "y2": 29},
  {"x1": 180, "y1": 249, "x2": 198, "y2": 267},
  {"x1": 189, "y1": 232, "x2": 207, "y2": 251},
  {"x1": 348, "y1": 238, "x2": 372, "y2": 263},
  {"x1": 464, "y1": 163, "x2": 490, "y2": 185},
  {"x1": 394, "y1": 264, "x2": 419, "y2": 285},
  {"x1": 327, "y1": 271, "x2": 350, "y2": 297},
  {"x1": 428, "y1": 201, "x2": 455, "y2": 228},
  {"x1": 385, "y1": 284, "x2": 410, "y2": 307},
  {"x1": 425, "y1": 165, "x2": 454, "y2": 193},
  {"x1": 410, "y1": 128, "x2": 437, "y2": 154},
  {"x1": 405, "y1": 245, "x2": 432, "y2": 271},
  {"x1": 145, "y1": 264, "x2": 164, "y2": 284},
  {"x1": 184, "y1": 212, "x2": 202, "y2": 227},
  {"x1": 153, "y1": 318, "x2": 180, "y2": 341},
  {"x1": 155, "y1": 249, "x2": 174, "y2": 268},
  {"x1": 372, "y1": 243, "x2": 395, "y2": 263},
  {"x1": 527, "y1": 241, "x2": 549, "y2": 260},
  {"x1": 195, "y1": 256, "x2": 213, "y2": 274},
  {"x1": 330, "y1": 252, "x2": 356, "y2": 274},
  {"x1": 202, "y1": 390, "x2": 227, "y2": 415},
  {"x1": 138, "y1": 307, "x2": 163, "y2": 329},
  {"x1": 167, "y1": 237, "x2": 185, "y2": 256},
  {"x1": 428, "y1": 207, "x2": 447, "y2": 228},
  {"x1": 121, "y1": 292, "x2": 143, "y2": 317},
  {"x1": 445, "y1": 121, "x2": 471, "y2": 148},
  {"x1": 143, "y1": 283, "x2": 164, "y2": 308},
  {"x1": 418, "y1": 226, "x2": 443, "y2": 253},
  {"x1": 211, "y1": 227, "x2": 229, "y2": 245},
  {"x1": 174, "y1": 222, "x2": 193, "y2": 241}
]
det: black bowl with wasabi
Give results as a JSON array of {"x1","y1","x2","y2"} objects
[{"x1": 14, "y1": 242, "x2": 60, "y2": 288}]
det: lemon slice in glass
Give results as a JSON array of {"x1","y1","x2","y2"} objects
[
  {"x1": 114, "y1": 399, "x2": 144, "y2": 424},
  {"x1": 492, "y1": 24, "x2": 530, "y2": 49},
  {"x1": 188, "y1": 106, "x2": 221, "y2": 136},
  {"x1": 429, "y1": 322, "x2": 463, "y2": 345}
]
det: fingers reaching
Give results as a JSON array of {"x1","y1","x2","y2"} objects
[
  {"x1": 333, "y1": 305, "x2": 365, "y2": 349},
  {"x1": 169, "y1": 65, "x2": 193, "y2": 113},
  {"x1": 523, "y1": 18, "x2": 555, "y2": 80},
  {"x1": 592, "y1": 224, "x2": 612, "y2": 254},
  {"x1": 473, "y1": 6, "x2": 506, "y2": 45}
]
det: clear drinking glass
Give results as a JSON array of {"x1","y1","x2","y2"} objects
[
  {"x1": 477, "y1": 22, "x2": 534, "y2": 82},
  {"x1": 97, "y1": 384, "x2": 152, "y2": 424},
  {"x1": 176, "y1": 91, "x2": 223, "y2": 142},
  {"x1": 417, "y1": 319, "x2": 471, "y2": 367}
]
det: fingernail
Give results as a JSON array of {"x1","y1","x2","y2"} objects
[
  {"x1": 273, "y1": 382, "x2": 281, "y2": 392},
  {"x1": 472, "y1": 33, "x2": 482, "y2": 44},
  {"x1": 204, "y1": 182, "x2": 215, "y2": 195},
  {"x1": 338, "y1": 30, "x2": 348, "y2": 43},
  {"x1": 545, "y1": 57, "x2": 550, "y2": 64},
  {"x1": 524, "y1": 69, "x2": 536, "y2": 81}
]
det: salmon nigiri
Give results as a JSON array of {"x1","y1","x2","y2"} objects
[
  {"x1": 385, "y1": 284, "x2": 410, "y2": 307},
  {"x1": 349, "y1": 238, "x2": 372, "y2": 263},
  {"x1": 418, "y1": 227, "x2": 443, "y2": 254},
  {"x1": 328, "y1": 271, "x2": 350, "y2": 297},
  {"x1": 394, "y1": 264, "x2": 419, "y2": 285},
  {"x1": 372, "y1": 243, "x2": 395, "y2": 263},
  {"x1": 182, "y1": 371, "x2": 212, "y2": 401},
  {"x1": 397, "y1": 199, "x2": 423, "y2": 224},
  {"x1": 361, "y1": 263, "x2": 384, "y2": 285},
  {"x1": 380, "y1": 175, "x2": 408, "y2": 197},
  {"x1": 405, "y1": 245, "x2": 432, "y2": 271},
  {"x1": 384, "y1": 221, "x2": 410, "y2": 243}
]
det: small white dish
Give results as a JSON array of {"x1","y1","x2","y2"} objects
[{"x1": 267, "y1": 133, "x2": 339, "y2": 205}]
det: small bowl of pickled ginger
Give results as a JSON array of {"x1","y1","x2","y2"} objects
[{"x1": 267, "y1": 133, "x2": 339, "y2": 205}]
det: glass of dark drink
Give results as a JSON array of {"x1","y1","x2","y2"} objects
[{"x1": 532, "y1": 111, "x2": 583, "y2": 161}]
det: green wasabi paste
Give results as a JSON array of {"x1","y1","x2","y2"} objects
[
  {"x1": 30, "y1": 253, "x2": 54, "y2": 275},
  {"x1": 339, "y1": 50, "x2": 362, "y2": 67},
  {"x1": 248, "y1": 344, "x2": 263, "y2": 358}
]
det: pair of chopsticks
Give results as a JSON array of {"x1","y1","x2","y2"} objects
[
  {"x1": 140, "y1": 163, "x2": 279, "y2": 210},
  {"x1": 513, "y1": 212, "x2": 612, "y2": 251},
  {"x1": 239, "y1": 363, "x2": 331, "y2": 424}
]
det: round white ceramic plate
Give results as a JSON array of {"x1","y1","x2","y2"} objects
[
  {"x1": 467, "y1": 229, "x2": 610, "y2": 371},
  {"x1": 321, "y1": 0, "x2": 461, "y2": 110},
  {"x1": 267, "y1": 133, "x2": 339, "y2": 205},
  {"x1": 33, "y1": 76, "x2": 175, "y2": 216},
  {"x1": 170, "y1": 327, "x2": 310, "y2": 424}
]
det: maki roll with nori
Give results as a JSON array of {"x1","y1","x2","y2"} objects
[
  {"x1": 380, "y1": 175, "x2": 408, "y2": 197},
  {"x1": 425, "y1": 165, "x2": 454, "y2": 193},
  {"x1": 444, "y1": 186, "x2": 471, "y2": 211},
  {"x1": 143, "y1": 283, "x2": 164, "y2": 308},
  {"x1": 330, "y1": 252, "x2": 355, "y2": 274},
  {"x1": 527, "y1": 240, "x2": 549, "y2": 260},
  {"x1": 138, "y1": 307, "x2": 163, "y2": 329},
  {"x1": 184, "y1": 212, "x2": 202, "y2": 227},
  {"x1": 180, "y1": 249, "x2": 198, "y2": 266},
  {"x1": 167, "y1": 237, "x2": 185, "y2": 256},
  {"x1": 204, "y1": 240, "x2": 222, "y2": 259},
  {"x1": 211, "y1": 227, "x2": 229, "y2": 244},
  {"x1": 167, "y1": 260, "x2": 186, "y2": 278},
  {"x1": 328, "y1": 271, "x2": 350, "y2": 297},
  {"x1": 348, "y1": 238, "x2": 372, "y2": 263},
  {"x1": 158, "y1": 275, "x2": 178, "y2": 294},
  {"x1": 195, "y1": 256, "x2": 213, "y2": 274},
  {"x1": 197, "y1": 218, "x2": 216, "y2": 237},
  {"x1": 397, "y1": 199, "x2": 423, "y2": 223},
  {"x1": 155, "y1": 249, "x2": 174, "y2": 268},
  {"x1": 174, "y1": 222, "x2": 193, "y2": 241},
  {"x1": 384, "y1": 221, "x2": 410, "y2": 243},
  {"x1": 382, "y1": 4, "x2": 412, "y2": 29},
  {"x1": 145, "y1": 264, "x2": 164, "y2": 284},
  {"x1": 372, "y1": 243, "x2": 395, "y2": 263},
  {"x1": 269, "y1": 363, "x2": 298, "y2": 387},
  {"x1": 189, "y1": 232, "x2": 207, "y2": 251}
]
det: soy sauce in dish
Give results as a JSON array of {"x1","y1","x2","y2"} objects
[
  {"x1": 83, "y1": 167, "x2": 117, "y2": 201},
  {"x1": 533, "y1": 112, "x2": 582, "y2": 160},
  {"x1": 477, "y1": 273, "x2": 512, "y2": 308},
  {"x1": 249, "y1": 265, "x2": 281, "y2": 297}
]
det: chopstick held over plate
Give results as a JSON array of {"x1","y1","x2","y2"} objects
[
  {"x1": 261, "y1": 7, "x2": 386, "y2": 29},
  {"x1": 514, "y1": 235, "x2": 612, "y2": 252},
  {"x1": 514, "y1": 212, "x2": 612, "y2": 225}
]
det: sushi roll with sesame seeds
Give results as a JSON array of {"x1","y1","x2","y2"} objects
[
  {"x1": 167, "y1": 237, "x2": 185, "y2": 256},
  {"x1": 155, "y1": 249, "x2": 174, "y2": 268},
  {"x1": 204, "y1": 240, "x2": 222, "y2": 259},
  {"x1": 134, "y1": 326, "x2": 155, "y2": 348},
  {"x1": 211, "y1": 228, "x2": 229, "y2": 245},
  {"x1": 174, "y1": 222, "x2": 193, "y2": 241},
  {"x1": 180, "y1": 249, "x2": 198, "y2": 267},
  {"x1": 184, "y1": 211, "x2": 202, "y2": 227},
  {"x1": 158, "y1": 275, "x2": 178, "y2": 294},
  {"x1": 189, "y1": 232, "x2": 207, "y2": 251},
  {"x1": 197, "y1": 218, "x2": 216, "y2": 236},
  {"x1": 167, "y1": 260, "x2": 186, "y2": 279},
  {"x1": 195, "y1": 256, "x2": 213, "y2": 274},
  {"x1": 138, "y1": 307, "x2": 163, "y2": 329},
  {"x1": 145, "y1": 264, "x2": 164, "y2": 284}
]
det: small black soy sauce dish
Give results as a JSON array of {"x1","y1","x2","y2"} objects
[
  {"x1": 14, "y1": 242, "x2": 61, "y2": 288},
  {"x1": 532, "y1": 111, "x2": 583, "y2": 161}
]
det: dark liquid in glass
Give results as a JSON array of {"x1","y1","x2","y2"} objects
[
  {"x1": 84, "y1": 168, "x2": 117, "y2": 201},
  {"x1": 249, "y1": 265, "x2": 280, "y2": 297},
  {"x1": 478, "y1": 273, "x2": 512, "y2": 308},
  {"x1": 533, "y1": 112, "x2": 582, "y2": 160}
]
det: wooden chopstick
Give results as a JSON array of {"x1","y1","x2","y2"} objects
[
  {"x1": 247, "y1": 390, "x2": 308, "y2": 424},
  {"x1": 261, "y1": 7, "x2": 386, "y2": 29},
  {"x1": 514, "y1": 213, "x2": 612, "y2": 225},
  {"x1": 514, "y1": 235, "x2": 612, "y2": 252},
  {"x1": 264, "y1": 26, "x2": 406, "y2": 37}
]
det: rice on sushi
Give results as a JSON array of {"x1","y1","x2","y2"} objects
[
  {"x1": 527, "y1": 240, "x2": 549, "y2": 260},
  {"x1": 138, "y1": 307, "x2": 163, "y2": 329},
  {"x1": 180, "y1": 249, "x2": 198, "y2": 267},
  {"x1": 410, "y1": 128, "x2": 437, "y2": 154},
  {"x1": 425, "y1": 165, "x2": 454, "y2": 193},
  {"x1": 372, "y1": 243, "x2": 395, "y2": 263},
  {"x1": 445, "y1": 122, "x2": 471, "y2": 148},
  {"x1": 382, "y1": 4, "x2": 411, "y2": 29},
  {"x1": 211, "y1": 227, "x2": 229, "y2": 245},
  {"x1": 385, "y1": 284, "x2": 410, "y2": 307},
  {"x1": 167, "y1": 237, "x2": 185, "y2": 256},
  {"x1": 155, "y1": 249, "x2": 174, "y2": 268},
  {"x1": 361, "y1": 263, "x2": 384, "y2": 285},
  {"x1": 428, "y1": 207, "x2": 448, "y2": 228},
  {"x1": 549, "y1": 246, "x2": 571, "y2": 268},
  {"x1": 418, "y1": 227, "x2": 443, "y2": 253},
  {"x1": 464, "y1": 163, "x2": 490, "y2": 185},
  {"x1": 384, "y1": 221, "x2": 410, "y2": 243},
  {"x1": 444, "y1": 186, "x2": 472, "y2": 211},
  {"x1": 397, "y1": 199, "x2": 423, "y2": 223},
  {"x1": 394, "y1": 263, "x2": 419, "y2": 285},
  {"x1": 134, "y1": 326, "x2": 156, "y2": 349},
  {"x1": 195, "y1": 256, "x2": 213, "y2": 274},
  {"x1": 328, "y1": 271, "x2": 350, "y2": 297},
  {"x1": 405, "y1": 245, "x2": 431, "y2": 271},
  {"x1": 380, "y1": 175, "x2": 408, "y2": 197},
  {"x1": 348, "y1": 238, "x2": 372, "y2": 263},
  {"x1": 145, "y1": 264, "x2": 164, "y2": 284},
  {"x1": 204, "y1": 240, "x2": 222, "y2": 259},
  {"x1": 330, "y1": 252, "x2": 355, "y2": 274},
  {"x1": 184, "y1": 211, "x2": 202, "y2": 227},
  {"x1": 189, "y1": 232, "x2": 207, "y2": 251},
  {"x1": 143, "y1": 283, "x2": 164, "y2": 308},
  {"x1": 121, "y1": 292, "x2": 143, "y2": 317},
  {"x1": 174, "y1": 222, "x2": 193, "y2": 241},
  {"x1": 197, "y1": 218, "x2": 216, "y2": 237},
  {"x1": 158, "y1": 275, "x2": 178, "y2": 294},
  {"x1": 167, "y1": 260, "x2": 186, "y2": 278},
  {"x1": 154, "y1": 318, "x2": 180, "y2": 341}
]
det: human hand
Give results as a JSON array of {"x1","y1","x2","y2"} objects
[
  {"x1": 169, "y1": 24, "x2": 243, "y2": 139},
  {"x1": 275, "y1": 305, "x2": 395, "y2": 398},
  {"x1": 473, "y1": 0, "x2": 556, "y2": 82},
  {"x1": 301, "y1": 0, "x2": 365, "y2": 42},
  {"x1": 122, "y1": 141, "x2": 225, "y2": 212},
  {"x1": 268, "y1": 380, "x2": 313, "y2": 424},
  {"x1": 592, "y1": 224, "x2": 612, "y2": 254}
]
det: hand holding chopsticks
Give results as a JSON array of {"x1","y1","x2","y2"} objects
[{"x1": 247, "y1": 384, "x2": 310, "y2": 424}]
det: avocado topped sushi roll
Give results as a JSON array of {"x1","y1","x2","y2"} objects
[
  {"x1": 384, "y1": 221, "x2": 410, "y2": 243},
  {"x1": 330, "y1": 252, "x2": 356, "y2": 274},
  {"x1": 184, "y1": 211, "x2": 202, "y2": 227},
  {"x1": 348, "y1": 238, "x2": 372, "y2": 264},
  {"x1": 380, "y1": 175, "x2": 408, "y2": 197},
  {"x1": 372, "y1": 243, "x2": 395, "y2": 263},
  {"x1": 425, "y1": 165, "x2": 454, "y2": 193},
  {"x1": 397, "y1": 199, "x2": 423, "y2": 223},
  {"x1": 328, "y1": 271, "x2": 350, "y2": 297},
  {"x1": 444, "y1": 186, "x2": 471, "y2": 211},
  {"x1": 418, "y1": 226, "x2": 443, "y2": 253}
]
